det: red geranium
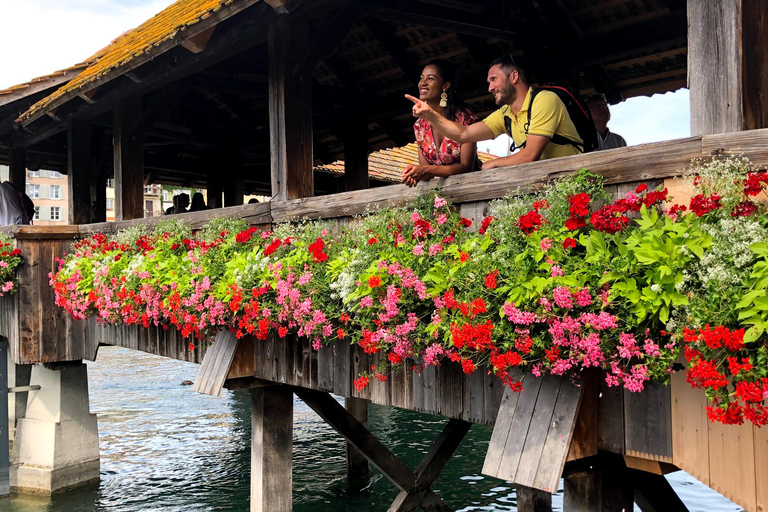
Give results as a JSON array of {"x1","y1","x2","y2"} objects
[
  {"x1": 517, "y1": 211, "x2": 544, "y2": 234},
  {"x1": 689, "y1": 194, "x2": 722, "y2": 216},
  {"x1": 562, "y1": 237, "x2": 578, "y2": 249}
]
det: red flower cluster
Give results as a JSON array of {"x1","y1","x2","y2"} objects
[
  {"x1": 743, "y1": 172, "x2": 768, "y2": 196},
  {"x1": 235, "y1": 227, "x2": 258, "y2": 244},
  {"x1": 368, "y1": 276, "x2": 382, "y2": 288},
  {"x1": 308, "y1": 238, "x2": 328, "y2": 262},
  {"x1": 732, "y1": 201, "x2": 757, "y2": 217},
  {"x1": 562, "y1": 237, "x2": 578, "y2": 250},
  {"x1": 565, "y1": 193, "x2": 590, "y2": 231},
  {"x1": 484, "y1": 270, "x2": 498, "y2": 289},
  {"x1": 479, "y1": 216, "x2": 497, "y2": 235},
  {"x1": 517, "y1": 210, "x2": 545, "y2": 235},
  {"x1": 689, "y1": 194, "x2": 721, "y2": 216},
  {"x1": 450, "y1": 321, "x2": 494, "y2": 351},
  {"x1": 590, "y1": 204, "x2": 630, "y2": 233}
]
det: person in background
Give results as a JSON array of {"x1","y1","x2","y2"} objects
[
  {"x1": 584, "y1": 92, "x2": 627, "y2": 150},
  {"x1": 407, "y1": 55, "x2": 583, "y2": 170},
  {"x1": 0, "y1": 182, "x2": 26, "y2": 226},
  {"x1": 189, "y1": 192, "x2": 207, "y2": 212},
  {"x1": 171, "y1": 193, "x2": 190, "y2": 215},
  {"x1": 401, "y1": 59, "x2": 480, "y2": 187}
]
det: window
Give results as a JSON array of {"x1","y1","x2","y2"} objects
[
  {"x1": 50, "y1": 185, "x2": 61, "y2": 199},
  {"x1": 162, "y1": 190, "x2": 169, "y2": 202},
  {"x1": 106, "y1": 179, "x2": 114, "y2": 188},
  {"x1": 49, "y1": 171, "x2": 61, "y2": 179},
  {"x1": 51, "y1": 206, "x2": 60, "y2": 221},
  {"x1": 27, "y1": 184, "x2": 39, "y2": 199},
  {"x1": 28, "y1": 170, "x2": 39, "y2": 178},
  {"x1": 33, "y1": 207, "x2": 40, "y2": 221},
  {"x1": 106, "y1": 198, "x2": 114, "y2": 210}
]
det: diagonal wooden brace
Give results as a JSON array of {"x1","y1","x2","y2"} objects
[{"x1": 293, "y1": 387, "x2": 470, "y2": 512}]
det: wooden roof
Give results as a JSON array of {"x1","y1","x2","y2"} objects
[
  {"x1": 0, "y1": 0, "x2": 689, "y2": 191},
  {"x1": 315, "y1": 142, "x2": 499, "y2": 183},
  {"x1": 19, "y1": 0, "x2": 260, "y2": 125}
]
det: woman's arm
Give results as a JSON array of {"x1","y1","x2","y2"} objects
[{"x1": 402, "y1": 141, "x2": 477, "y2": 187}]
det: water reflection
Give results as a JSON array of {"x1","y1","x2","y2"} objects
[{"x1": 4, "y1": 346, "x2": 743, "y2": 512}]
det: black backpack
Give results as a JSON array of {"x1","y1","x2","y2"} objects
[{"x1": 504, "y1": 79, "x2": 599, "y2": 154}]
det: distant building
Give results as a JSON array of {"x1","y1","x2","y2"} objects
[{"x1": 106, "y1": 180, "x2": 164, "y2": 221}]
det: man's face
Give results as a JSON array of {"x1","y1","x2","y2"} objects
[
  {"x1": 588, "y1": 100, "x2": 610, "y2": 124},
  {"x1": 487, "y1": 64, "x2": 516, "y2": 106}
]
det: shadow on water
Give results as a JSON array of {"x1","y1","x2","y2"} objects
[{"x1": 6, "y1": 346, "x2": 743, "y2": 512}]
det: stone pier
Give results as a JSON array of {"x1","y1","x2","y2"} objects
[{"x1": 11, "y1": 361, "x2": 99, "y2": 494}]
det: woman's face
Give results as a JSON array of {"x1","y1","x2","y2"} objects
[{"x1": 418, "y1": 65, "x2": 446, "y2": 102}]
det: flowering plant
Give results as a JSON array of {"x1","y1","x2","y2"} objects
[
  {"x1": 50, "y1": 158, "x2": 768, "y2": 425},
  {"x1": 0, "y1": 234, "x2": 23, "y2": 295}
]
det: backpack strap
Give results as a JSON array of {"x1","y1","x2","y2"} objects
[{"x1": 506, "y1": 88, "x2": 585, "y2": 154}]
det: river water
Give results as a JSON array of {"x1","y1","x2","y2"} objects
[{"x1": 2, "y1": 346, "x2": 743, "y2": 512}]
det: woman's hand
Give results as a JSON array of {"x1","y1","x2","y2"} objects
[{"x1": 401, "y1": 164, "x2": 432, "y2": 187}]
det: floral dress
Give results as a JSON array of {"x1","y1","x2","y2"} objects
[{"x1": 413, "y1": 108, "x2": 481, "y2": 170}]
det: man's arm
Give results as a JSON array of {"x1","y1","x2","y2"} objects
[
  {"x1": 481, "y1": 134, "x2": 549, "y2": 170},
  {"x1": 406, "y1": 94, "x2": 494, "y2": 143}
]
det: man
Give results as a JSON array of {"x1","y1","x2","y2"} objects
[
  {"x1": 584, "y1": 92, "x2": 626, "y2": 150},
  {"x1": 406, "y1": 55, "x2": 583, "y2": 170},
  {"x1": 170, "y1": 193, "x2": 190, "y2": 215}
]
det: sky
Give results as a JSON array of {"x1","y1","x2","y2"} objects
[{"x1": 0, "y1": 0, "x2": 691, "y2": 152}]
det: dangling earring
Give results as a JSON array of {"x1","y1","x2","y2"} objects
[{"x1": 439, "y1": 91, "x2": 448, "y2": 108}]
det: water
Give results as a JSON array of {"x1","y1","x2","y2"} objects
[{"x1": 2, "y1": 347, "x2": 743, "y2": 511}]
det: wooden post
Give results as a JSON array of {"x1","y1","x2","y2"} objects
[
  {"x1": 224, "y1": 172, "x2": 244, "y2": 207},
  {"x1": 251, "y1": 385, "x2": 293, "y2": 512},
  {"x1": 207, "y1": 170, "x2": 223, "y2": 209},
  {"x1": 113, "y1": 97, "x2": 144, "y2": 220},
  {"x1": 67, "y1": 120, "x2": 93, "y2": 224},
  {"x1": 563, "y1": 455, "x2": 633, "y2": 512},
  {"x1": 688, "y1": 0, "x2": 768, "y2": 135},
  {"x1": 268, "y1": 19, "x2": 313, "y2": 201},
  {"x1": 345, "y1": 397, "x2": 369, "y2": 481},
  {"x1": 0, "y1": 340, "x2": 9, "y2": 497},
  {"x1": 516, "y1": 486, "x2": 552, "y2": 512},
  {"x1": 8, "y1": 148, "x2": 26, "y2": 193},
  {"x1": 343, "y1": 110, "x2": 369, "y2": 192}
]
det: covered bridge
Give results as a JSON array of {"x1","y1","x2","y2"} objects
[{"x1": 0, "y1": 1, "x2": 766, "y2": 512}]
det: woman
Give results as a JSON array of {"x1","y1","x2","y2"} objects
[
  {"x1": 189, "y1": 192, "x2": 208, "y2": 212},
  {"x1": 402, "y1": 59, "x2": 480, "y2": 187}
]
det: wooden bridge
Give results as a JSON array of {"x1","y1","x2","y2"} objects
[{"x1": 2, "y1": 131, "x2": 767, "y2": 511}]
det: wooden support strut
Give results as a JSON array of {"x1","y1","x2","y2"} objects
[
  {"x1": 292, "y1": 387, "x2": 471, "y2": 512},
  {"x1": 113, "y1": 97, "x2": 144, "y2": 220}
]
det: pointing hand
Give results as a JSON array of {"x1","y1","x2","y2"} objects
[{"x1": 405, "y1": 94, "x2": 433, "y2": 121}]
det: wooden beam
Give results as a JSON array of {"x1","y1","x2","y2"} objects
[
  {"x1": 251, "y1": 385, "x2": 293, "y2": 512},
  {"x1": 516, "y1": 486, "x2": 552, "y2": 512},
  {"x1": 345, "y1": 397, "x2": 369, "y2": 481},
  {"x1": 193, "y1": 330, "x2": 240, "y2": 397},
  {"x1": 389, "y1": 418, "x2": 472, "y2": 511},
  {"x1": 293, "y1": 387, "x2": 451, "y2": 511},
  {"x1": 0, "y1": 340, "x2": 8, "y2": 497},
  {"x1": 363, "y1": 18, "x2": 421, "y2": 82},
  {"x1": 294, "y1": 5, "x2": 361, "y2": 82},
  {"x1": 8, "y1": 147, "x2": 26, "y2": 193},
  {"x1": 113, "y1": 98, "x2": 144, "y2": 220},
  {"x1": 130, "y1": 86, "x2": 183, "y2": 140},
  {"x1": 268, "y1": 19, "x2": 314, "y2": 201},
  {"x1": 632, "y1": 470, "x2": 690, "y2": 512},
  {"x1": 563, "y1": 454, "x2": 634, "y2": 512},
  {"x1": 181, "y1": 26, "x2": 216, "y2": 54},
  {"x1": 67, "y1": 120, "x2": 93, "y2": 224}
]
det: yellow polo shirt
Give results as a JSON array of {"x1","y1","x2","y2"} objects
[{"x1": 483, "y1": 87, "x2": 583, "y2": 160}]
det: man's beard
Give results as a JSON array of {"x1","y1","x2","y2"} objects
[{"x1": 495, "y1": 83, "x2": 516, "y2": 106}]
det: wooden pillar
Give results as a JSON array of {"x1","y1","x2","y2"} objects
[
  {"x1": 67, "y1": 120, "x2": 93, "y2": 225},
  {"x1": 268, "y1": 19, "x2": 313, "y2": 201},
  {"x1": 688, "y1": 0, "x2": 768, "y2": 135},
  {"x1": 8, "y1": 148, "x2": 26, "y2": 193},
  {"x1": 113, "y1": 97, "x2": 144, "y2": 220},
  {"x1": 207, "y1": 170, "x2": 223, "y2": 209},
  {"x1": 563, "y1": 457, "x2": 633, "y2": 512},
  {"x1": 516, "y1": 486, "x2": 552, "y2": 512},
  {"x1": 251, "y1": 385, "x2": 293, "y2": 512},
  {"x1": 344, "y1": 397, "x2": 369, "y2": 481},
  {"x1": 0, "y1": 340, "x2": 9, "y2": 497},
  {"x1": 224, "y1": 172, "x2": 244, "y2": 207},
  {"x1": 343, "y1": 110, "x2": 369, "y2": 192}
]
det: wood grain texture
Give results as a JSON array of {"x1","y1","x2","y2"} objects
[
  {"x1": 113, "y1": 97, "x2": 144, "y2": 221},
  {"x1": 688, "y1": 0, "x2": 742, "y2": 135},
  {"x1": 251, "y1": 385, "x2": 293, "y2": 512},
  {"x1": 709, "y1": 420, "x2": 757, "y2": 512},
  {"x1": 755, "y1": 423, "x2": 768, "y2": 512},
  {"x1": 671, "y1": 368, "x2": 710, "y2": 486},
  {"x1": 741, "y1": 0, "x2": 768, "y2": 131},
  {"x1": 624, "y1": 381, "x2": 673, "y2": 461}
]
